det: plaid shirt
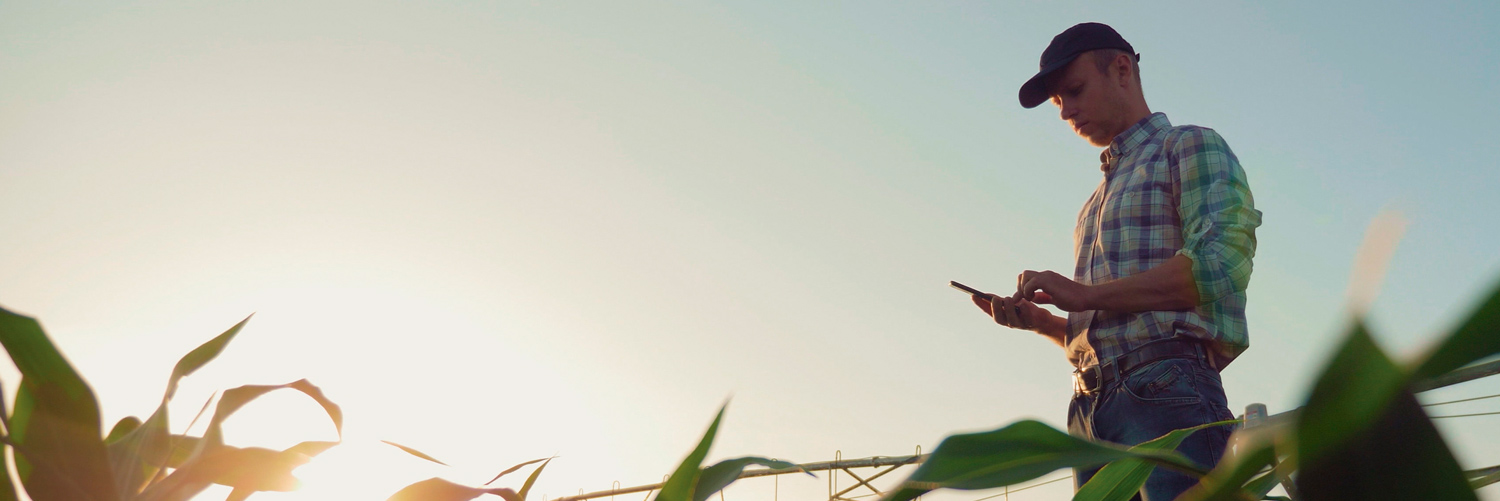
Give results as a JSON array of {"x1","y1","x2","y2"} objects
[{"x1": 1067, "y1": 113, "x2": 1261, "y2": 371}]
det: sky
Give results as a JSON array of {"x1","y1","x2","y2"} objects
[{"x1": 2, "y1": 1, "x2": 1500, "y2": 500}]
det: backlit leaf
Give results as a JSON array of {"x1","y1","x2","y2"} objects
[
  {"x1": 383, "y1": 440, "x2": 450, "y2": 466},
  {"x1": 386, "y1": 478, "x2": 519, "y2": 501},
  {"x1": 695, "y1": 457, "x2": 806, "y2": 501},
  {"x1": 517, "y1": 457, "x2": 552, "y2": 501},
  {"x1": 198, "y1": 379, "x2": 343, "y2": 452},
  {"x1": 656, "y1": 403, "x2": 727, "y2": 501},
  {"x1": 165, "y1": 315, "x2": 250, "y2": 401},
  {"x1": 485, "y1": 457, "x2": 551, "y2": 486},
  {"x1": 137, "y1": 444, "x2": 328, "y2": 501},
  {"x1": 0, "y1": 307, "x2": 118, "y2": 501}
]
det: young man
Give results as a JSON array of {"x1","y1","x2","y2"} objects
[{"x1": 971, "y1": 22, "x2": 1261, "y2": 500}]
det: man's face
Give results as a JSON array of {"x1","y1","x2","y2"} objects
[{"x1": 1047, "y1": 53, "x2": 1126, "y2": 148}]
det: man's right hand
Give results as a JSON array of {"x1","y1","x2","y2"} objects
[{"x1": 971, "y1": 293, "x2": 1067, "y2": 346}]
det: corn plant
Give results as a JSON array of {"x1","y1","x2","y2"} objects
[
  {"x1": 0, "y1": 307, "x2": 342, "y2": 501},
  {"x1": 379, "y1": 440, "x2": 552, "y2": 501},
  {"x1": 654, "y1": 403, "x2": 810, "y2": 501},
  {"x1": 877, "y1": 278, "x2": 1500, "y2": 501}
]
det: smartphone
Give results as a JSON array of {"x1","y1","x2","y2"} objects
[{"x1": 949, "y1": 281, "x2": 990, "y2": 297}]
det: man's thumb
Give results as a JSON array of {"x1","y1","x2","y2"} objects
[{"x1": 1033, "y1": 291, "x2": 1055, "y2": 304}]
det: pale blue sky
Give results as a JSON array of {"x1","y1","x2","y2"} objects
[{"x1": 2, "y1": 1, "x2": 1499, "y2": 500}]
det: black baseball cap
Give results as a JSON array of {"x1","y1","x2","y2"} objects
[{"x1": 1018, "y1": 22, "x2": 1138, "y2": 109}]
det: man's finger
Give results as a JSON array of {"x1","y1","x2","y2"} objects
[
  {"x1": 993, "y1": 297, "x2": 1015, "y2": 327},
  {"x1": 1019, "y1": 276, "x2": 1041, "y2": 301},
  {"x1": 1033, "y1": 291, "x2": 1055, "y2": 304},
  {"x1": 1003, "y1": 297, "x2": 1025, "y2": 328},
  {"x1": 973, "y1": 294, "x2": 994, "y2": 315},
  {"x1": 1017, "y1": 299, "x2": 1036, "y2": 329}
]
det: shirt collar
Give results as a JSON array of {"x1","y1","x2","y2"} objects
[{"x1": 1100, "y1": 112, "x2": 1170, "y2": 172}]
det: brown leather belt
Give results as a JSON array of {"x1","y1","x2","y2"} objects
[{"x1": 1073, "y1": 338, "x2": 1212, "y2": 395}]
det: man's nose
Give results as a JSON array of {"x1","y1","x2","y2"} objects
[{"x1": 1058, "y1": 100, "x2": 1076, "y2": 121}]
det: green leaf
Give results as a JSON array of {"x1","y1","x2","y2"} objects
[
  {"x1": 0, "y1": 306, "x2": 119, "y2": 501},
  {"x1": 1294, "y1": 321, "x2": 1406, "y2": 465},
  {"x1": 0, "y1": 379, "x2": 17, "y2": 501},
  {"x1": 1074, "y1": 420, "x2": 1237, "y2": 501},
  {"x1": 1298, "y1": 384, "x2": 1474, "y2": 500},
  {"x1": 485, "y1": 457, "x2": 552, "y2": 486},
  {"x1": 382, "y1": 440, "x2": 450, "y2": 466},
  {"x1": 107, "y1": 404, "x2": 171, "y2": 496},
  {"x1": 165, "y1": 315, "x2": 250, "y2": 401},
  {"x1": 105, "y1": 416, "x2": 142, "y2": 444},
  {"x1": 656, "y1": 403, "x2": 727, "y2": 501},
  {"x1": 1471, "y1": 470, "x2": 1500, "y2": 490},
  {"x1": 881, "y1": 420, "x2": 1201, "y2": 501},
  {"x1": 385, "y1": 478, "x2": 520, "y2": 501},
  {"x1": 694, "y1": 457, "x2": 806, "y2": 501},
  {"x1": 1411, "y1": 280, "x2": 1500, "y2": 381},
  {"x1": 1173, "y1": 421, "x2": 1291, "y2": 501},
  {"x1": 1240, "y1": 461, "x2": 1293, "y2": 499},
  {"x1": 517, "y1": 457, "x2": 552, "y2": 501}
]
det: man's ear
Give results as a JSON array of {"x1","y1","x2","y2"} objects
[{"x1": 1113, "y1": 53, "x2": 1134, "y2": 87}]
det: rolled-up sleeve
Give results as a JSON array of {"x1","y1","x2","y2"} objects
[{"x1": 1171, "y1": 128, "x2": 1262, "y2": 305}]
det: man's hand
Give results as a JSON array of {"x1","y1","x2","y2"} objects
[
  {"x1": 1017, "y1": 270, "x2": 1094, "y2": 312},
  {"x1": 971, "y1": 293, "x2": 1067, "y2": 346}
]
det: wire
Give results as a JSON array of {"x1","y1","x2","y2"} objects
[
  {"x1": 1430, "y1": 410, "x2": 1500, "y2": 419},
  {"x1": 1422, "y1": 392, "x2": 1500, "y2": 407},
  {"x1": 968, "y1": 475, "x2": 1074, "y2": 501}
]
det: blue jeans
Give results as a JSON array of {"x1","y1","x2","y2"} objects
[{"x1": 1069, "y1": 356, "x2": 1235, "y2": 501}]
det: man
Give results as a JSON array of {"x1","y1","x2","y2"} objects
[{"x1": 971, "y1": 22, "x2": 1261, "y2": 500}]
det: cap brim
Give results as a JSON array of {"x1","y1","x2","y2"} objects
[{"x1": 1018, "y1": 55, "x2": 1079, "y2": 109}]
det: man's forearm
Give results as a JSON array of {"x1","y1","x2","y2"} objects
[
  {"x1": 1038, "y1": 314, "x2": 1068, "y2": 347},
  {"x1": 1085, "y1": 254, "x2": 1200, "y2": 312}
]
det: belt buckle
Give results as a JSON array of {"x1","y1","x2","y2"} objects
[{"x1": 1073, "y1": 366, "x2": 1101, "y2": 395}]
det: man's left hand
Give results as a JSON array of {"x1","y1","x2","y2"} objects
[{"x1": 1017, "y1": 270, "x2": 1093, "y2": 312}]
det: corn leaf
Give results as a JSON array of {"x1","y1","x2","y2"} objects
[
  {"x1": 386, "y1": 478, "x2": 519, "y2": 501},
  {"x1": 1293, "y1": 321, "x2": 1405, "y2": 465},
  {"x1": 1172, "y1": 445, "x2": 1274, "y2": 501},
  {"x1": 1173, "y1": 421, "x2": 1290, "y2": 501},
  {"x1": 656, "y1": 403, "x2": 727, "y2": 501},
  {"x1": 107, "y1": 404, "x2": 171, "y2": 496},
  {"x1": 1074, "y1": 420, "x2": 1237, "y2": 501},
  {"x1": 1411, "y1": 280, "x2": 1500, "y2": 381},
  {"x1": 1240, "y1": 461, "x2": 1293, "y2": 499},
  {"x1": 0, "y1": 306, "x2": 119, "y2": 501},
  {"x1": 881, "y1": 420, "x2": 1202, "y2": 501},
  {"x1": 223, "y1": 441, "x2": 338, "y2": 501},
  {"x1": 198, "y1": 379, "x2": 343, "y2": 451},
  {"x1": 136, "y1": 443, "x2": 327, "y2": 501},
  {"x1": 516, "y1": 457, "x2": 552, "y2": 501},
  {"x1": 694, "y1": 457, "x2": 805, "y2": 501},
  {"x1": 1471, "y1": 470, "x2": 1500, "y2": 490},
  {"x1": 0, "y1": 379, "x2": 17, "y2": 501},
  {"x1": 1294, "y1": 320, "x2": 1473, "y2": 498},
  {"x1": 165, "y1": 315, "x2": 250, "y2": 401},
  {"x1": 382, "y1": 440, "x2": 450, "y2": 466},
  {"x1": 105, "y1": 417, "x2": 142, "y2": 444},
  {"x1": 1298, "y1": 389, "x2": 1474, "y2": 500},
  {"x1": 484, "y1": 457, "x2": 551, "y2": 485}
]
